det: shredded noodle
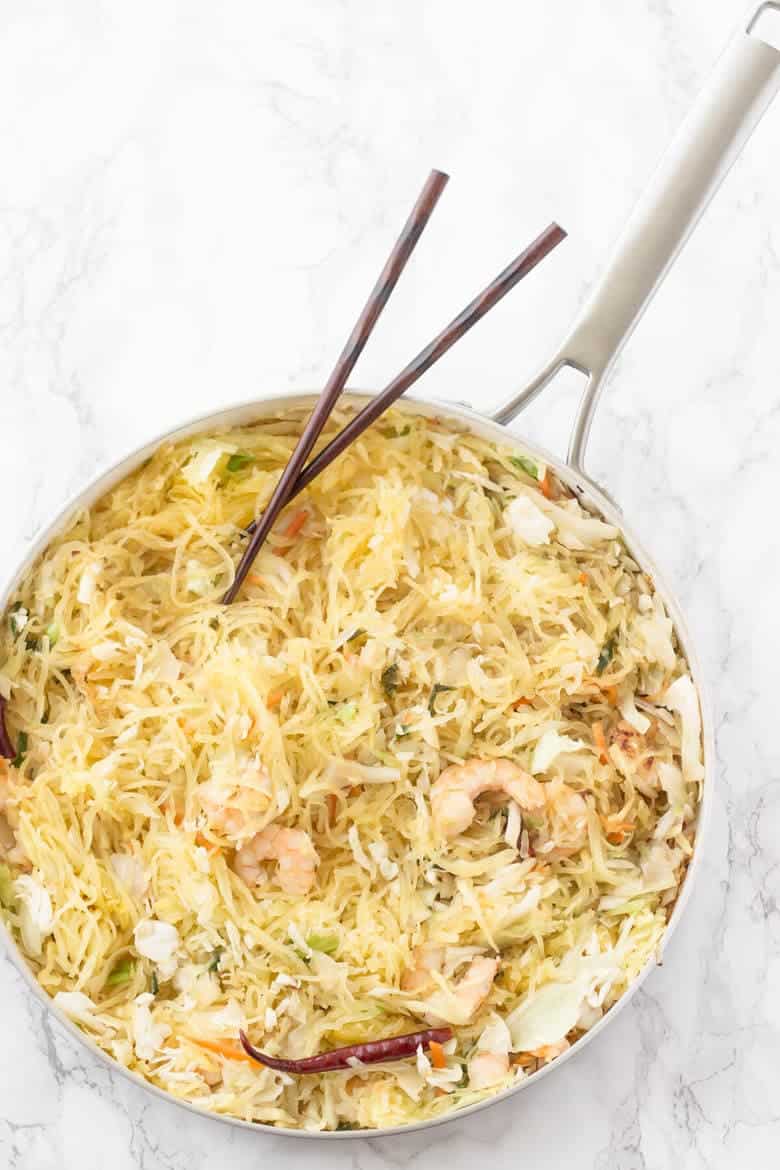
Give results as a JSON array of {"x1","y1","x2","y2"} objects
[{"x1": 0, "y1": 406, "x2": 702, "y2": 1131}]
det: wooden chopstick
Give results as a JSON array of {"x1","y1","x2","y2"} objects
[
  {"x1": 222, "y1": 168, "x2": 449, "y2": 604},
  {"x1": 247, "y1": 222, "x2": 566, "y2": 521}
]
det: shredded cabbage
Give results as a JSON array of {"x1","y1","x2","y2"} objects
[{"x1": 0, "y1": 406, "x2": 702, "y2": 1131}]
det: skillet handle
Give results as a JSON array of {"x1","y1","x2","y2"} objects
[{"x1": 494, "y1": 5, "x2": 780, "y2": 478}]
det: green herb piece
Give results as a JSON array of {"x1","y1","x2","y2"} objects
[
  {"x1": 381, "y1": 663, "x2": 400, "y2": 698},
  {"x1": 0, "y1": 863, "x2": 16, "y2": 910},
  {"x1": 8, "y1": 603, "x2": 28, "y2": 637},
  {"x1": 510, "y1": 454, "x2": 539, "y2": 480},
  {"x1": 336, "y1": 701, "x2": 357, "y2": 724},
  {"x1": 398, "y1": 425, "x2": 411, "y2": 437},
  {"x1": 345, "y1": 628, "x2": 366, "y2": 644},
  {"x1": 12, "y1": 732, "x2": 28, "y2": 770},
  {"x1": 150, "y1": 970, "x2": 159, "y2": 995},
  {"x1": 306, "y1": 932, "x2": 338, "y2": 955},
  {"x1": 428, "y1": 684, "x2": 455, "y2": 715},
  {"x1": 106, "y1": 958, "x2": 135, "y2": 986},
  {"x1": 595, "y1": 637, "x2": 617, "y2": 676},
  {"x1": 25, "y1": 635, "x2": 40, "y2": 652},
  {"x1": 335, "y1": 1122, "x2": 359, "y2": 1131},
  {"x1": 207, "y1": 947, "x2": 223, "y2": 973},
  {"x1": 45, "y1": 623, "x2": 59, "y2": 647},
  {"x1": 226, "y1": 452, "x2": 254, "y2": 473}
]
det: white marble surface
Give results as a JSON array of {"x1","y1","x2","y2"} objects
[{"x1": 0, "y1": 0, "x2": 778, "y2": 1165}]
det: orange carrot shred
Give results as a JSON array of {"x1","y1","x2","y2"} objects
[
  {"x1": 540, "y1": 471, "x2": 554, "y2": 500},
  {"x1": 578, "y1": 571, "x2": 588, "y2": 585},
  {"x1": 266, "y1": 688, "x2": 284, "y2": 709},
  {"x1": 282, "y1": 508, "x2": 308, "y2": 540},
  {"x1": 605, "y1": 685, "x2": 618, "y2": 706},
  {"x1": 247, "y1": 571, "x2": 264, "y2": 587},
  {"x1": 186, "y1": 1036, "x2": 255, "y2": 1065},
  {"x1": 513, "y1": 697, "x2": 532, "y2": 709},
  {"x1": 429, "y1": 1040, "x2": 447, "y2": 1069},
  {"x1": 326, "y1": 793, "x2": 338, "y2": 825},
  {"x1": 592, "y1": 720, "x2": 608, "y2": 765}
]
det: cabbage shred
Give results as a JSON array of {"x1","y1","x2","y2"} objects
[{"x1": 0, "y1": 406, "x2": 702, "y2": 1131}]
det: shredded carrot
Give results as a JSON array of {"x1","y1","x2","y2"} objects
[
  {"x1": 605, "y1": 685, "x2": 618, "y2": 707},
  {"x1": 266, "y1": 688, "x2": 285, "y2": 709},
  {"x1": 282, "y1": 508, "x2": 308, "y2": 540},
  {"x1": 592, "y1": 720, "x2": 608, "y2": 765},
  {"x1": 578, "y1": 571, "x2": 588, "y2": 585},
  {"x1": 513, "y1": 697, "x2": 533, "y2": 710},
  {"x1": 195, "y1": 832, "x2": 220, "y2": 856},
  {"x1": 429, "y1": 1040, "x2": 447, "y2": 1069},
  {"x1": 602, "y1": 814, "x2": 635, "y2": 844},
  {"x1": 163, "y1": 799, "x2": 184, "y2": 826},
  {"x1": 185, "y1": 1035, "x2": 255, "y2": 1065},
  {"x1": 540, "y1": 470, "x2": 555, "y2": 500},
  {"x1": 326, "y1": 793, "x2": 338, "y2": 825},
  {"x1": 247, "y1": 571, "x2": 264, "y2": 587}
]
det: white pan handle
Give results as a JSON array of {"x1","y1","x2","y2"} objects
[{"x1": 494, "y1": 4, "x2": 780, "y2": 478}]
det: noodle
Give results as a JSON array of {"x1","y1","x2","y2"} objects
[{"x1": 0, "y1": 406, "x2": 701, "y2": 1131}]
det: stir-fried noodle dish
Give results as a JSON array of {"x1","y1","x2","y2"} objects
[{"x1": 0, "y1": 407, "x2": 702, "y2": 1131}]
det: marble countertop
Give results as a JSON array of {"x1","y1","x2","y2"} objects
[{"x1": 1, "y1": 1, "x2": 778, "y2": 1166}]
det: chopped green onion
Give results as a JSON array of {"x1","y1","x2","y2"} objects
[
  {"x1": 595, "y1": 637, "x2": 617, "y2": 676},
  {"x1": 150, "y1": 970, "x2": 159, "y2": 995},
  {"x1": 307, "y1": 932, "x2": 338, "y2": 955},
  {"x1": 25, "y1": 635, "x2": 40, "y2": 652},
  {"x1": 381, "y1": 663, "x2": 400, "y2": 698},
  {"x1": 0, "y1": 863, "x2": 16, "y2": 910},
  {"x1": 346, "y1": 628, "x2": 366, "y2": 644},
  {"x1": 106, "y1": 958, "x2": 135, "y2": 986},
  {"x1": 45, "y1": 622, "x2": 59, "y2": 647},
  {"x1": 510, "y1": 454, "x2": 539, "y2": 480},
  {"x1": 207, "y1": 947, "x2": 223, "y2": 973},
  {"x1": 428, "y1": 684, "x2": 455, "y2": 715},
  {"x1": 226, "y1": 452, "x2": 254, "y2": 473},
  {"x1": 12, "y1": 732, "x2": 28, "y2": 770},
  {"x1": 336, "y1": 701, "x2": 357, "y2": 724},
  {"x1": 335, "y1": 1122, "x2": 358, "y2": 1131}
]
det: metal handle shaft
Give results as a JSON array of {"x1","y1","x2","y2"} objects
[{"x1": 495, "y1": 8, "x2": 780, "y2": 477}]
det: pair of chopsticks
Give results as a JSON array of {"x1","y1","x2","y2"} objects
[{"x1": 223, "y1": 170, "x2": 566, "y2": 603}]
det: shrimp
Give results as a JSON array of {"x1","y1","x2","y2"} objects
[
  {"x1": 530, "y1": 1038, "x2": 569, "y2": 1064},
  {"x1": 533, "y1": 777, "x2": 588, "y2": 862},
  {"x1": 468, "y1": 1050, "x2": 509, "y2": 1090},
  {"x1": 431, "y1": 758, "x2": 588, "y2": 861},
  {"x1": 234, "y1": 825, "x2": 318, "y2": 896},
  {"x1": 402, "y1": 946, "x2": 499, "y2": 1025},
  {"x1": 432, "y1": 759, "x2": 546, "y2": 838},
  {"x1": 198, "y1": 757, "x2": 274, "y2": 843},
  {"x1": 400, "y1": 944, "x2": 445, "y2": 993}
]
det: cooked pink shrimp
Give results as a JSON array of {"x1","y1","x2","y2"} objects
[
  {"x1": 198, "y1": 760, "x2": 273, "y2": 842},
  {"x1": 400, "y1": 944, "x2": 445, "y2": 993},
  {"x1": 468, "y1": 1050, "x2": 510, "y2": 1090},
  {"x1": 534, "y1": 778, "x2": 588, "y2": 861},
  {"x1": 530, "y1": 1038, "x2": 569, "y2": 1064},
  {"x1": 432, "y1": 759, "x2": 546, "y2": 838},
  {"x1": 403, "y1": 947, "x2": 499, "y2": 1025},
  {"x1": 234, "y1": 825, "x2": 318, "y2": 896},
  {"x1": 431, "y1": 758, "x2": 588, "y2": 860}
]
